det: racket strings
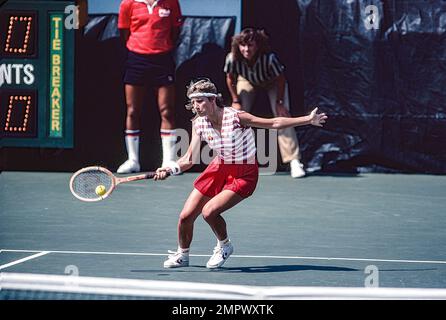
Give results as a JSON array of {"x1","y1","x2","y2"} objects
[{"x1": 71, "y1": 170, "x2": 113, "y2": 199}]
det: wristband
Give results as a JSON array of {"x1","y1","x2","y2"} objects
[{"x1": 169, "y1": 162, "x2": 181, "y2": 175}]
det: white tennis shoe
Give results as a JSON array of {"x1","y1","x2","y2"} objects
[
  {"x1": 163, "y1": 250, "x2": 189, "y2": 268},
  {"x1": 206, "y1": 242, "x2": 233, "y2": 269},
  {"x1": 290, "y1": 159, "x2": 305, "y2": 178},
  {"x1": 117, "y1": 159, "x2": 140, "y2": 174}
]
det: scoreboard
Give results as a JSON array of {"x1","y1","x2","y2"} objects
[{"x1": 0, "y1": 0, "x2": 75, "y2": 148}]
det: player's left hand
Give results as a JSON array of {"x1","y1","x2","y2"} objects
[{"x1": 309, "y1": 107, "x2": 328, "y2": 127}]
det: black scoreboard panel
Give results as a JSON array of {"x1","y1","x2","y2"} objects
[{"x1": 0, "y1": 0, "x2": 74, "y2": 148}]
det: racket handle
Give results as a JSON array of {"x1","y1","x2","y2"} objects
[
  {"x1": 122, "y1": 172, "x2": 157, "y2": 182},
  {"x1": 116, "y1": 171, "x2": 170, "y2": 185},
  {"x1": 143, "y1": 171, "x2": 171, "y2": 179}
]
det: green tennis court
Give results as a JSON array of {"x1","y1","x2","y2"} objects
[{"x1": 1, "y1": 171, "x2": 446, "y2": 299}]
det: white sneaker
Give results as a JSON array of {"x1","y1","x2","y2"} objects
[
  {"x1": 117, "y1": 159, "x2": 140, "y2": 174},
  {"x1": 163, "y1": 250, "x2": 189, "y2": 268},
  {"x1": 290, "y1": 159, "x2": 305, "y2": 178},
  {"x1": 206, "y1": 242, "x2": 234, "y2": 269}
]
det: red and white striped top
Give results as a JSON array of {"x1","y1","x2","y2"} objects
[{"x1": 193, "y1": 107, "x2": 256, "y2": 163}]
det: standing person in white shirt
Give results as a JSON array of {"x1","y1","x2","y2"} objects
[{"x1": 224, "y1": 28, "x2": 306, "y2": 178}]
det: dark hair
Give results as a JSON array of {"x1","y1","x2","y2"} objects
[{"x1": 231, "y1": 28, "x2": 271, "y2": 61}]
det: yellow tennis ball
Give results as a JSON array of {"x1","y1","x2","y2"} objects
[{"x1": 95, "y1": 185, "x2": 106, "y2": 196}]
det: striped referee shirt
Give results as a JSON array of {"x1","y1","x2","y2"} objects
[
  {"x1": 193, "y1": 107, "x2": 256, "y2": 163},
  {"x1": 224, "y1": 52, "x2": 285, "y2": 86}
]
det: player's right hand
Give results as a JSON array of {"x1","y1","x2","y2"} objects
[{"x1": 154, "y1": 167, "x2": 171, "y2": 180}]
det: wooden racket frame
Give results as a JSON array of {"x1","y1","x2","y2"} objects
[{"x1": 69, "y1": 166, "x2": 157, "y2": 202}]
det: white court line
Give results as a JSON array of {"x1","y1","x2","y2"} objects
[
  {"x1": 2, "y1": 249, "x2": 446, "y2": 265},
  {"x1": 0, "y1": 251, "x2": 50, "y2": 271}
]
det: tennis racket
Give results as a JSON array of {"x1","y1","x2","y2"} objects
[{"x1": 69, "y1": 166, "x2": 167, "y2": 202}]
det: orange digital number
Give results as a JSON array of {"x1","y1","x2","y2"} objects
[
  {"x1": 4, "y1": 15, "x2": 33, "y2": 54},
  {"x1": 4, "y1": 95, "x2": 32, "y2": 133}
]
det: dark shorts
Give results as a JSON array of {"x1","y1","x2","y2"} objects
[
  {"x1": 194, "y1": 157, "x2": 259, "y2": 199},
  {"x1": 123, "y1": 51, "x2": 175, "y2": 87}
]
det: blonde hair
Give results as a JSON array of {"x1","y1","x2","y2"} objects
[{"x1": 185, "y1": 78, "x2": 224, "y2": 115}]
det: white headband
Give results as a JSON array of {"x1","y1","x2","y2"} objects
[{"x1": 188, "y1": 92, "x2": 218, "y2": 99}]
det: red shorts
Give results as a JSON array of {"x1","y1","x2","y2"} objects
[{"x1": 194, "y1": 158, "x2": 259, "y2": 199}]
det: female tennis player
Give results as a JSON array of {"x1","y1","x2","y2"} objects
[{"x1": 154, "y1": 78, "x2": 327, "y2": 268}]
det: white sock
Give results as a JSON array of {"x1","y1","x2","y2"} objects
[
  {"x1": 161, "y1": 129, "x2": 177, "y2": 165},
  {"x1": 218, "y1": 238, "x2": 230, "y2": 248},
  {"x1": 125, "y1": 130, "x2": 140, "y2": 162},
  {"x1": 178, "y1": 246, "x2": 189, "y2": 254}
]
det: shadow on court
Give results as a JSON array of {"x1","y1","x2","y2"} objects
[
  {"x1": 130, "y1": 264, "x2": 359, "y2": 274},
  {"x1": 214, "y1": 264, "x2": 359, "y2": 273}
]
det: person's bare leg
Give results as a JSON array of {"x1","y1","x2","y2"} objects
[
  {"x1": 125, "y1": 84, "x2": 146, "y2": 130},
  {"x1": 201, "y1": 190, "x2": 243, "y2": 241},
  {"x1": 178, "y1": 189, "x2": 211, "y2": 249},
  {"x1": 157, "y1": 85, "x2": 176, "y2": 166},
  {"x1": 164, "y1": 189, "x2": 210, "y2": 268},
  {"x1": 157, "y1": 84, "x2": 175, "y2": 129},
  {"x1": 201, "y1": 190, "x2": 243, "y2": 268},
  {"x1": 117, "y1": 84, "x2": 146, "y2": 173}
]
